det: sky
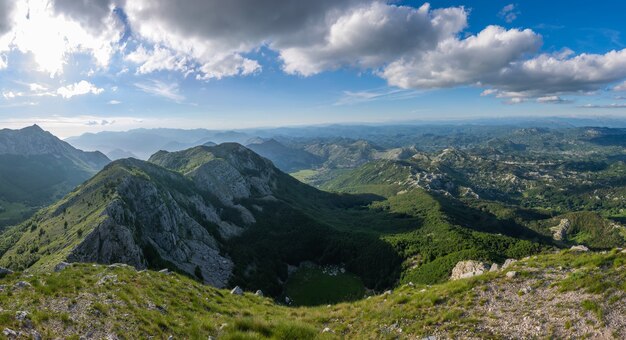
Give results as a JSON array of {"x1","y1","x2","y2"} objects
[{"x1": 0, "y1": 0, "x2": 625, "y2": 138}]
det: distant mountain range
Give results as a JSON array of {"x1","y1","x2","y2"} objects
[{"x1": 0, "y1": 125, "x2": 110, "y2": 227}]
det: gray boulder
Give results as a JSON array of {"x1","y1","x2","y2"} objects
[
  {"x1": 54, "y1": 262, "x2": 71, "y2": 272},
  {"x1": 450, "y1": 261, "x2": 489, "y2": 280},
  {"x1": 0, "y1": 267, "x2": 13, "y2": 278},
  {"x1": 230, "y1": 286, "x2": 243, "y2": 295},
  {"x1": 502, "y1": 259, "x2": 517, "y2": 269}
]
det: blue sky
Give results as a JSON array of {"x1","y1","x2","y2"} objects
[{"x1": 0, "y1": 0, "x2": 625, "y2": 137}]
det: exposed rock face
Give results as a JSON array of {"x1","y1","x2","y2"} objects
[
  {"x1": 230, "y1": 286, "x2": 243, "y2": 295},
  {"x1": 66, "y1": 164, "x2": 234, "y2": 288},
  {"x1": 551, "y1": 219, "x2": 571, "y2": 241},
  {"x1": 450, "y1": 260, "x2": 489, "y2": 280}
]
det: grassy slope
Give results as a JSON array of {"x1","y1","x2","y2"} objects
[
  {"x1": 1, "y1": 250, "x2": 625, "y2": 339},
  {"x1": 284, "y1": 267, "x2": 365, "y2": 306}
]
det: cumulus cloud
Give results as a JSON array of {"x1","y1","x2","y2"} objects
[
  {"x1": 1, "y1": 0, "x2": 124, "y2": 76},
  {"x1": 0, "y1": 0, "x2": 16, "y2": 35},
  {"x1": 382, "y1": 25, "x2": 541, "y2": 88},
  {"x1": 108, "y1": 100, "x2": 121, "y2": 105},
  {"x1": 0, "y1": 0, "x2": 625, "y2": 106},
  {"x1": 279, "y1": 3, "x2": 467, "y2": 75},
  {"x1": 57, "y1": 80, "x2": 104, "y2": 99},
  {"x1": 122, "y1": 0, "x2": 353, "y2": 79}
]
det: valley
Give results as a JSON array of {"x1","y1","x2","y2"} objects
[{"x1": 0, "y1": 122, "x2": 625, "y2": 338}]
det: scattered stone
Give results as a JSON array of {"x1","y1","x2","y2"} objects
[
  {"x1": 158, "y1": 268, "x2": 170, "y2": 274},
  {"x1": 502, "y1": 259, "x2": 517, "y2": 269},
  {"x1": 322, "y1": 327, "x2": 333, "y2": 333},
  {"x1": 54, "y1": 262, "x2": 71, "y2": 272},
  {"x1": 421, "y1": 336, "x2": 437, "y2": 340},
  {"x1": 506, "y1": 271, "x2": 517, "y2": 278},
  {"x1": 14, "y1": 281, "x2": 32, "y2": 289},
  {"x1": 2, "y1": 328, "x2": 17, "y2": 337},
  {"x1": 230, "y1": 286, "x2": 243, "y2": 296},
  {"x1": 407, "y1": 282, "x2": 415, "y2": 287},
  {"x1": 15, "y1": 311, "x2": 29, "y2": 321},
  {"x1": 254, "y1": 290, "x2": 263, "y2": 297},
  {"x1": 285, "y1": 296, "x2": 291, "y2": 304},
  {"x1": 489, "y1": 263, "x2": 500, "y2": 272},
  {"x1": 0, "y1": 267, "x2": 13, "y2": 278},
  {"x1": 570, "y1": 245, "x2": 589, "y2": 252},
  {"x1": 97, "y1": 275, "x2": 118, "y2": 285},
  {"x1": 30, "y1": 330, "x2": 42, "y2": 340},
  {"x1": 108, "y1": 263, "x2": 129, "y2": 269},
  {"x1": 383, "y1": 290, "x2": 393, "y2": 295},
  {"x1": 450, "y1": 260, "x2": 489, "y2": 280},
  {"x1": 519, "y1": 286, "x2": 533, "y2": 294}
]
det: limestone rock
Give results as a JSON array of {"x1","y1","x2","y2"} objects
[
  {"x1": 0, "y1": 267, "x2": 12, "y2": 278},
  {"x1": 450, "y1": 260, "x2": 489, "y2": 280},
  {"x1": 2, "y1": 328, "x2": 17, "y2": 337},
  {"x1": 15, "y1": 311, "x2": 29, "y2": 321},
  {"x1": 97, "y1": 274, "x2": 118, "y2": 285},
  {"x1": 14, "y1": 281, "x2": 32, "y2": 289},
  {"x1": 230, "y1": 286, "x2": 243, "y2": 296},
  {"x1": 551, "y1": 218, "x2": 570, "y2": 241},
  {"x1": 489, "y1": 263, "x2": 500, "y2": 272},
  {"x1": 506, "y1": 271, "x2": 517, "y2": 278},
  {"x1": 254, "y1": 290, "x2": 263, "y2": 297},
  {"x1": 570, "y1": 245, "x2": 589, "y2": 252},
  {"x1": 54, "y1": 262, "x2": 71, "y2": 272},
  {"x1": 502, "y1": 259, "x2": 517, "y2": 269}
]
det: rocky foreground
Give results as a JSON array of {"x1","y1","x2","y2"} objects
[{"x1": 0, "y1": 249, "x2": 625, "y2": 339}]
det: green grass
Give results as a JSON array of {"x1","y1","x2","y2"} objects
[
  {"x1": 284, "y1": 267, "x2": 365, "y2": 306},
  {"x1": 0, "y1": 251, "x2": 625, "y2": 338},
  {"x1": 289, "y1": 169, "x2": 320, "y2": 183}
]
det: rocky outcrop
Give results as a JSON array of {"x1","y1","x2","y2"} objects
[
  {"x1": 450, "y1": 260, "x2": 489, "y2": 280},
  {"x1": 66, "y1": 170, "x2": 234, "y2": 288},
  {"x1": 551, "y1": 219, "x2": 571, "y2": 241}
]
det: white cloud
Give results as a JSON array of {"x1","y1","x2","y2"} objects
[
  {"x1": 579, "y1": 103, "x2": 626, "y2": 109},
  {"x1": 126, "y1": 45, "x2": 190, "y2": 74},
  {"x1": 498, "y1": 4, "x2": 519, "y2": 23},
  {"x1": 614, "y1": 81, "x2": 626, "y2": 91},
  {"x1": 28, "y1": 83, "x2": 48, "y2": 92},
  {"x1": 335, "y1": 88, "x2": 422, "y2": 105},
  {"x1": 279, "y1": 3, "x2": 467, "y2": 75},
  {"x1": 3, "y1": 0, "x2": 124, "y2": 76},
  {"x1": 536, "y1": 96, "x2": 571, "y2": 104},
  {"x1": 134, "y1": 80, "x2": 184, "y2": 102},
  {"x1": 57, "y1": 81, "x2": 104, "y2": 99},
  {"x1": 108, "y1": 100, "x2": 122, "y2": 105},
  {"x1": 382, "y1": 25, "x2": 541, "y2": 89}
]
